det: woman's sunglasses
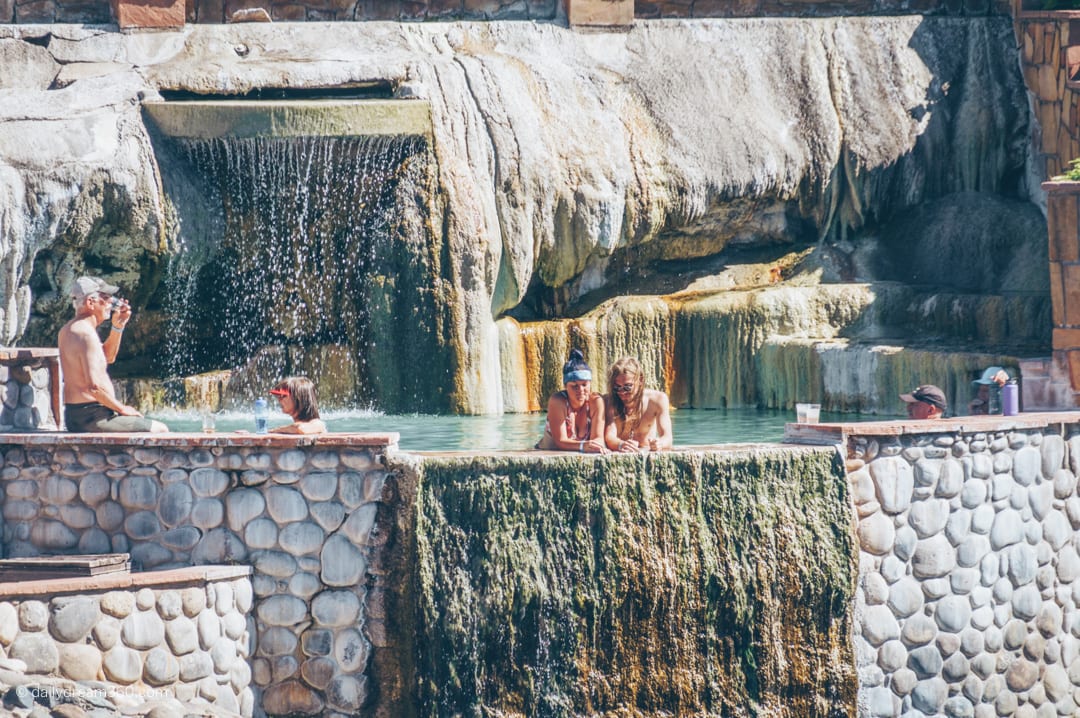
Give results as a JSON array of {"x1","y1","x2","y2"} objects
[{"x1": 613, "y1": 383, "x2": 635, "y2": 393}]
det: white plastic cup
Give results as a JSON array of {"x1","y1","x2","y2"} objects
[{"x1": 796, "y1": 403, "x2": 821, "y2": 424}]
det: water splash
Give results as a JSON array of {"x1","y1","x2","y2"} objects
[{"x1": 154, "y1": 133, "x2": 444, "y2": 410}]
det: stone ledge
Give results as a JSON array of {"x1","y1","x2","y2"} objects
[
  {"x1": 0, "y1": 564, "x2": 251, "y2": 598},
  {"x1": 783, "y1": 410, "x2": 1080, "y2": 445},
  {"x1": 0, "y1": 431, "x2": 399, "y2": 447},
  {"x1": 0, "y1": 348, "x2": 58, "y2": 361}
]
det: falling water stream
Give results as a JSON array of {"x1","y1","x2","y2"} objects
[{"x1": 155, "y1": 133, "x2": 446, "y2": 411}]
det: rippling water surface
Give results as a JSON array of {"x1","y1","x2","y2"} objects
[{"x1": 150, "y1": 407, "x2": 858, "y2": 452}]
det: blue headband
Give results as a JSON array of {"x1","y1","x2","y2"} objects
[{"x1": 564, "y1": 369, "x2": 592, "y2": 383}]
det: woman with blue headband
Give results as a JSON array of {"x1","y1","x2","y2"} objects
[{"x1": 535, "y1": 348, "x2": 608, "y2": 453}]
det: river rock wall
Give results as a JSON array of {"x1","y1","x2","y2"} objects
[
  {"x1": 0, "y1": 436, "x2": 410, "y2": 717},
  {"x1": 0, "y1": 17, "x2": 1039, "y2": 413},
  {"x1": 0, "y1": 570, "x2": 254, "y2": 716},
  {"x1": 849, "y1": 420, "x2": 1080, "y2": 717}
]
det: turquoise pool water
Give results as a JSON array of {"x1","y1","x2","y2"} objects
[{"x1": 150, "y1": 407, "x2": 849, "y2": 452}]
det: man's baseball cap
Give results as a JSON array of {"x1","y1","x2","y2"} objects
[
  {"x1": 71, "y1": 276, "x2": 119, "y2": 300},
  {"x1": 973, "y1": 366, "x2": 1006, "y2": 385},
  {"x1": 900, "y1": 385, "x2": 948, "y2": 410}
]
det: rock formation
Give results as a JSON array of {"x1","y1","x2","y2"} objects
[{"x1": 0, "y1": 18, "x2": 1043, "y2": 413}]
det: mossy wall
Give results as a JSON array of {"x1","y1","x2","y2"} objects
[{"x1": 403, "y1": 447, "x2": 858, "y2": 717}]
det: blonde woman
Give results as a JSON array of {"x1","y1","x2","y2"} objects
[{"x1": 604, "y1": 357, "x2": 673, "y2": 452}]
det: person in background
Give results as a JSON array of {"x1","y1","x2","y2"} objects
[
  {"x1": 58, "y1": 276, "x2": 168, "y2": 433},
  {"x1": 968, "y1": 366, "x2": 1010, "y2": 415},
  {"x1": 900, "y1": 384, "x2": 947, "y2": 420},
  {"x1": 604, "y1": 356, "x2": 673, "y2": 452},
  {"x1": 535, "y1": 348, "x2": 607, "y2": 453},
  {"x1": 269, "y1": 376, "x2": 326, "y2": 434}
]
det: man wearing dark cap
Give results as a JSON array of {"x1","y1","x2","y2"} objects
[
  {"x1": 900, "y1": 385, "x2": 947, "y2": 420},
  {"x1": 58, "y1": 276, "x2": 168, "y2": 433}
]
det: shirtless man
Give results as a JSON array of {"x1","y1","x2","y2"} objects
[
  {"x1": 604, "y1": 357, "x2": 673, "y2": 453},
  {"x1": 58, "y1": 277, "x2": 167, "y2": 433}
]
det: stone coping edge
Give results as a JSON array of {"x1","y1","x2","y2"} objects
[
  {"x1": 783, "y1": 411, "x2": 1080, "y2": 445},
  {"x1": 0, "y1": 565, "x2": 252, "y2": 599},
  {"x1": 1042, "y1": 180, "x2": 1080, "y2": 192},
  {"x1": 0, "y1": 431, "x2": 399, "y2": 448},
  {"x1": 0, "y1": 348, "x2": 58, "y2": 360}
]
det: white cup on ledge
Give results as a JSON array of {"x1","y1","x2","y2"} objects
[{"x1": 796, "y1": 403, "x2": 821, "y2": 424}]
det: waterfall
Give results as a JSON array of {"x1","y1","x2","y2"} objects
[{"x1": 152, "y1": 133, "x2": 452, "y2": 411}]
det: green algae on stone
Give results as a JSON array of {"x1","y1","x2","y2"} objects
[{"x1": 411, "y1": 447, "x2": 856, "y2": 717}]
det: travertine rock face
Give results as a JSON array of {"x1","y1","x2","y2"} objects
[{"x1": 0, "y1": 18, "x2": 1036, "y2": 413}]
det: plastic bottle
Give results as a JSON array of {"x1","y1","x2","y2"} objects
[
  {"x1": 254, "y1": 398, "x2": 269, "y2": 434},
  {"x1": 1002, "y1": 380, "x2": 1019, "y2": 416}
]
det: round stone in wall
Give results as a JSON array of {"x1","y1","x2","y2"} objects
[
  {"x1": 900, "y1": 614, "x2": 937, "y2": 647},
  {"x1": 9, "y1": 633, "x2": 58, "y2": 673},
  {"x1": 18, "y1": 601, "x2": 48, "y2": 631},
  {"x1": 334, "y1": 627, "x2": 370, "y2": 673},
  {"x1": 190, "y1": 467, "x2": 230, "y2": 497},
  {"x1": 222, "y1": 611, "x2": 246, "y2": 640},
  {"x1": 193, "y1": 528, "x2": 247, "y2": 564},
  {"x1": 79, "y1": 528, "x2": 112, "y2": 554},
  {"x1": 909, "y1": 499, "x2": 949, "y2": 538},
  {"x1": 859, "y1": 513, "x2": 895, "y2": 556},
  {"x1": 179, "y1": 651, "x2": 213, "y2": 682},
  {"x1": 911, "y1": 676, "x2": 947, "y2": 714},
  {"x1": 279, "y1": 522, "x2": 326, "y2": 556},
  {"x1": 276, "y1": 450, "x2": 306, "y2": 472},
  {"x1": 327, "y1": 675, "x2": 367, "y2": 714},
  {"x1": 990, "y1": 509, "x2": 1023, "y2": 550},
  {"x1": 0, "y1": 603, "x2": 16, "y2": 645},
  {"x1": 259, "y1": 626, "x2": 299, "y2": 657},
  {"x1": 102, "y1": 645, "x2": 141, "y2": 684},
  {"x1": 58, "y1": 642, "x2": 102, "y2": 681},
  {"x1": 1005, "y1": 658, "x2": 1039, "y2": 691},
  {"x1": 886, "y1": 579, "x2": 922, "y2": 618},
  {"x1": 301, "y1": 656, "x2": 335, "y2": 690},
  {"x1": 225, "y1": 488, "x2": 266, "y2": 533},
  {"x1": 30, "y1": 520, "x2": 77, "y2": 550},
  {"x1": 311, "y1": 502, "x2": 345, "y2": 533},
  {"x1": 180, "y1": 588, "x2": 206, "y2": 617},
  {"x1": 907, "y1": 644, "x2": 942, "y2": 679},
  {"x1": 320, "y1": 535, "x2": 366, "y2": 586},
  {"x1": 312, "y1": 590, "x2": 360, "y2": 627},
  {"x1": 257, "y1": 595, "x2": 308, "y2": 627},
  {"x1": 912, "y1": 535, "x2": 956, "y2": 578},
  {"x1": 122, "y1": 609, "x2": 164, "y2": 650},
  {"x1": 262, "y1": 681, "x2": 324, "y2": 716},
  {"x1": 119, "y1": 475, "x2": 158, "y2": 510},
  {"x1": 266, "y1": 486, "x2": 309, "y2": 523},
  {"x1": 164, "y1": 615, "x2": 197, "y2": 656},
  {"x1": 158, "y1": 483, "x2": 194, "y2": 528},
  {"x1": 143, "y1": 647, "x2": 180, "y2": 686},
  {"x1": 935, "y1": 595, "x2": 971, "y2": 633},
  {"x1": 299, "y1": 472, "x2": 337, "y2": 502},
  {"x1": 49, "y1": 596, "x2": 100, "y2": 643}
]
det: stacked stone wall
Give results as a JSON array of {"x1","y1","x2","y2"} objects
[
  {"x1": 1013, "y1": 11, "x2": 1080, "y2": 181},
  {"x1": 0, "y1": 438, "x2": 406, "y2": 717},
  {"x1": 0, "y1": 363, "x2": 55, "y2": 431},
  {"x1": 0, "y1": 575, "x2": 253, "y2": 715},
  {"x1": 850, "y1": 423, "x2": 1080, "y2": 716}
]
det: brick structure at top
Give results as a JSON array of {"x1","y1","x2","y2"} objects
[{"x1": 0, "y1": 0, "x2": 1012, "y2": 26}]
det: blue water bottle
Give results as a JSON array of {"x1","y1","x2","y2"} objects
[
  {"x1": 1002, "y1": 380, "x2": 1019, "y2": 416},
  {"x1": 254, "y1": 398, "x2": 269, "y2": 434}
]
